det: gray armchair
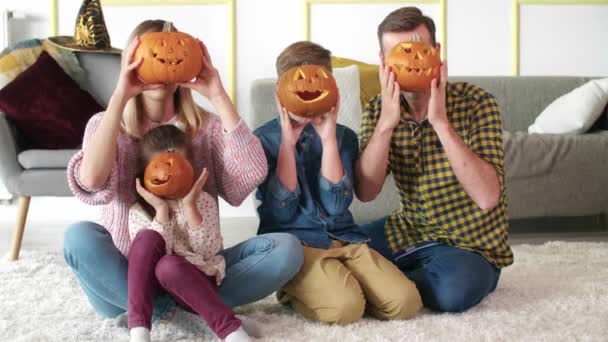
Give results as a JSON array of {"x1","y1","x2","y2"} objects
[{"x1": 0, "y1": 52, "x2": 120, "y2": 260}]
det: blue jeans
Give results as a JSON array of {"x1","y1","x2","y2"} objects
[
  {"x1": 63, "y1": 221, "x2": 304, "y2": 320},
  {"x1": 360, "y1": 217, "x2": 501, "y2": 313}
]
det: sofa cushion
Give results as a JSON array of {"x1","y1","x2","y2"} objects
[
  {"x1": 18, "y1": 149, "x2": 77, "y2": 169},
  {"x1": 0, "y1": 51, "x2": 103, "y2": 149},
  {"x1": 333, "y1": 65, "x2": 362, "y2": 132},
  {"x1": 331, "y1": 56, "x2": 380, "y2": 109},
  {"x1": 528, "y1": 78, "x2": 608, "y2": 134}
]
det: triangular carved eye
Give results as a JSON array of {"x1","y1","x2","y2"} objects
[
  {"x1": 294, "y1": 68, "x2": 306, "y2": 81},
  {"x1": 400, "y1": 43, "x2": 413, "y2": 54},
  {"x1": 318, "y1": 68, "x2": 329, "y2": 79}
]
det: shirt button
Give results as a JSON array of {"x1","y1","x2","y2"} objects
[
  {"x1": 280, "y1": 201, "x2": 286, "y2": 208},
  {"x1": 343, "y1": 190, "x2": 350, "y2": 197}
]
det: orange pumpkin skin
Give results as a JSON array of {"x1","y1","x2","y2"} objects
[
  {"x1": 277, "y1": 65, "x2": 338, "y2": 118},
  {"x1": 143, "y1": 152, "x2": 194, "y2": 199},
  {"x1": 385, "y1": 41, "x2": 441, "y2": 93},
  {"x1": 134, "y1": 31, "x2": 203, "y2": 84}
]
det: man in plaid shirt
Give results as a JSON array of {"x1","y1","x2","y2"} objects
[{"x1": 356, "y1": 7, "x2": 513, "y2": 313}]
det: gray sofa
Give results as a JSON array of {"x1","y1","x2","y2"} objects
[
  {"x1": 250, "y1": 76, "x2": 608, "y2": 230},
  {"x1": 0, "y1": 52, "x2": 120, "y2": 260}
]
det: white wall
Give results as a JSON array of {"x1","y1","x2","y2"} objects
[{"x1": 1, "y1": 0, "x2": 607, "y2": 217}]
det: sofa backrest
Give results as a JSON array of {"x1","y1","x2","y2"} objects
[
  {"x1": 251, "y1": 76, "x2": 599, "y2": 133},
  {"x1": 249, "y1": 75, "x2": 607, "y2": 224},
  {"x1": 449, "y1": 76, "x2": 596, "y2": 132},
  {"x1": 76, "y1": 52, "x2": 121, "y2": 108}
]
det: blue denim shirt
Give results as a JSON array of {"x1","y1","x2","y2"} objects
[{"x1": 254, "y1": 117, "x2": 369, "y2": 249}]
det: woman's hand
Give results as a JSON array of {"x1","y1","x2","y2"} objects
[
  {"x1": 179, "y1": 40, "x2": 226, "y2": 101},
  {"x1": 113, "y1": 37, "x2": 164, "y2": 102}
]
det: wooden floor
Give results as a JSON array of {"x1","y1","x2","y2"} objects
[{"x1": 2, "y1": 197, "x2": 607, "y2": 257}]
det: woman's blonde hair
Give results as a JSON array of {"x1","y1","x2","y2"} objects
[{"x1": 122, "y1": 20, "x2": 208, "y2": 138}]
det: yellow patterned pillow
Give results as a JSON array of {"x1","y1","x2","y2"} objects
[{"x1": 331, "y1": 56, "x2": 380, "y2": 108}]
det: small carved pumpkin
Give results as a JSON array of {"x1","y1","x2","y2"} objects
[
  {"x1": 134, "y1": 22, "x2": 203, "y2": 84},
  {"x1": 277, "y1": 65, "x2": 338, "y2": 118},
  {"x1": 143, "y1": 151, "x2": 194, "y2": 199},
  {"x1": 385, "y1": 38, "x2": 441, "y2": 92}
]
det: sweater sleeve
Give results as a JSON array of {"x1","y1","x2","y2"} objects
[
  {"x1": 66, "y1": 113, "x2": 119, "y2": 205},
  {"x1": 208, "y1": 116, "x2": 268, "y2": 206}
]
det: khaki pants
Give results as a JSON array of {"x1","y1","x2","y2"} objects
[{"x1": 278, "y1": 243, "x2": 422, "y2": 325}]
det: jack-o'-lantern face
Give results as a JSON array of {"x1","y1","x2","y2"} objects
[
  {"x1": 277, "y1": 65, "x2": 339, "y2": 119},
  {"x1": 385, "y1": 40, "x2": 440, "y2": 92},
  {"x1": 134, "y1": 29, "x2": 203, "y2": 84},
  {"x1": 143, "y1": 151, "x2": 194, "y2": 199}
]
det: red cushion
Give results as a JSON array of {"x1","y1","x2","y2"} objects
[{"x1": 0, "y1": 51, "x2": 102, "y2": 149}]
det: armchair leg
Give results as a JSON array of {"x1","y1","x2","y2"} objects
[{"x1": 9, "y1": 196, "x2": 31, "y2": 261}]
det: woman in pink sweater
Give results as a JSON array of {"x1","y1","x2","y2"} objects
[{"x1": 63, "y1": 20, "x2": 303, "y2": 335}]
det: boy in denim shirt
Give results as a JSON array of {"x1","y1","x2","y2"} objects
[{"x1": 254, "y1": 41, "x2": 421, "y2": 325}]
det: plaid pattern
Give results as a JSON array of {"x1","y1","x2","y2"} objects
[{"x1": 359, "y1": 82, "x2": 513, "y2": 268}]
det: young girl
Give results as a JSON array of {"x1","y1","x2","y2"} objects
[
  {"x1": 128, "y1": 125, "x2": 250, "y2": 342},
  {"x1": 64, "y1": 19, "x2": 303, "y2": 340}
]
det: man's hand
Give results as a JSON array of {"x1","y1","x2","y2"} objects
[
  {"x1": 428, "y1": 61, "x2": 449, "y2": 128},
  {"x1": 378, "y1": 54, "x2": 401, "y2": 132}
]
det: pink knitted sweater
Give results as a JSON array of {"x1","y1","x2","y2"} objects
[{"x1": 67, "y1": 112, "x2": 267, "y2": 257}]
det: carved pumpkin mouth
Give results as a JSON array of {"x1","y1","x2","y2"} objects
[
  {"x1": 393, "y1": 65, "x2": 434, "y2": 76},
  {"x1": 152, "y1": 53, "x2": 184, "y2": 66},
  {"x1": 150, "y1": 175, "x2": 171, "y2": 186},
  {"x1": 294, "y1": 90, "x2": 329, "y2": 103}
]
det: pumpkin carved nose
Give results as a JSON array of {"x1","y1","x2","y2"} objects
[{"x1": 414, "y1": 52, "x2": 423, "y2": 60}]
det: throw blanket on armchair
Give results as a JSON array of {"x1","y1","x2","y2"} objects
[{"x1": 0, "y1": 38, "x2": 86, "y2": 90}]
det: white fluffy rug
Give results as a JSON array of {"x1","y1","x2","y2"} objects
[{"x1": 1, "y1": 241, "x2": 607, "y2": 342}]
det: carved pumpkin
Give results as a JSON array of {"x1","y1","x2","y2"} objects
[
  {"x1": 385, "y1": 39, "x2": 441, "y2": 92},
  {"x1": 277, "y1": 65, "x2": 338, "y2": 118},
  {"x1": 143, "y1": 151, "x2": 194, "y2": 199},
  {"x1": 134, "y1": 23, "x2": 203, "y2": 84}
]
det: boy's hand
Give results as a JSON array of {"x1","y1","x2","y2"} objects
[
  {"x1": 275, "y1": 92, "x2": 310, "y2": 148},
  {"x1": 312, "y1": 93, "x2": 339, "y2": 144}
]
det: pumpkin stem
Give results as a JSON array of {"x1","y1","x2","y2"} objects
[
  {"x1": 411, "y1": 33, "x2": 422, "y2": 42},
  {"x1": 163, "y1": 21, "x2": 174, "y2": 32}
]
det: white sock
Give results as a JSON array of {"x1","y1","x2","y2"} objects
[
  {"x1": 129, "y1": 327, "x2": 151, "y2": 342},
  {"x1": 224, "y1": 326, "x2": 251, "y2": 342},
  {"x1": 236, "y1": 315, "x2": 262, "y2": 338}
]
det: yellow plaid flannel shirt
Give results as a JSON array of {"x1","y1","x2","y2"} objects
[{"x1": 360, "y1": 82, "x2": 513, "y2": 268}]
